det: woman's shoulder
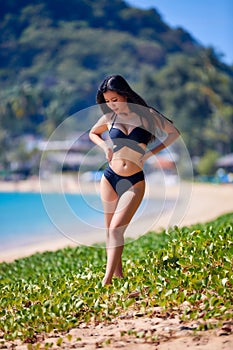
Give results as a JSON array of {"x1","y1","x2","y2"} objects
[
  {"x1": 105, "y1": 111, "x2": 115, "y2": 119},
  {"x1": 149, "y1": 107, "x2": 173, "y2": 124},
  {"x1": 101, "y1": 112, "x2": 115, "y2": 123}
]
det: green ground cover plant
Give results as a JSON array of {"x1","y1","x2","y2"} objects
[{"x1": 0, "y1": 213, "x2": 232, "y2": 343}]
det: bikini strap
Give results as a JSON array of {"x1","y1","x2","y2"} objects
[{"x1": 110, "y1": 112, "x2": 117, "y2": 130}]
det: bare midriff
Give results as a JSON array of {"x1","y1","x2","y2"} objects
[{"x1": 109, "y1": 145, "x2": 146, "y2": 176}]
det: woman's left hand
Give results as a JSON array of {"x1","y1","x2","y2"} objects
[{"x1": 140, "y1": 151, "x2": 153, "y2": 166}]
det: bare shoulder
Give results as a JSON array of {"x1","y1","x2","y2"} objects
[
  {"x1": 100, "y1": 112, "x2": 115, "y2": 129},
  {"x1": 90, "y1": 112, "x2": 113, "y2": 133},
  {"x1": 149, "y1": 108, "x2": 175, "y2": 130},
  {"x1": 104, "y1": 112, "x2": 115, "y2": 123},
  {"x1": 93, "y1": 112, "x2": 110, "y2": 125}
]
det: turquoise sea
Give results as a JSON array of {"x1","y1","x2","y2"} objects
[
  {"x1": 0, "y1": 192, "x2": 105, "y2": 252},
  {"x1": 0, "y1": 190, "x2": 171, "y2": 254}
]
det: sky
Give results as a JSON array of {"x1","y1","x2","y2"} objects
[{"x1": 126, "y1": 0, "x2": 233, "y2": 65}]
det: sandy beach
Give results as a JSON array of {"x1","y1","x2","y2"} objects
[
  {"x1": 1, "y1": 178, "x2": 233, "y2": 349},
  {"x1": 0, "y1": 177, "x2": 233, "y2": 262}
]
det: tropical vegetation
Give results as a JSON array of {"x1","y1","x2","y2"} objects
[
  {"x1": 0, "y1": 0, "x2": 233, "y2": 176},
  {"x1": 0, "y1": 213, "x2": 232, "y2": 346}
]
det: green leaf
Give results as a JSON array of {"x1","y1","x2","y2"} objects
[
  {"x1": 75, "y1": 300, "x2": 84, "y2": 309},
  {"x1": 222, "y1": 278, "x2": 228, "y2": 286}
]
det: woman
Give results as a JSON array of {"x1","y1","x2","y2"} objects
[{"x1": 89, "y1": 75, "x2": 180, "y2": 285}]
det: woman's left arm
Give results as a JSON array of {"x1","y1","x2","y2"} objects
[{"x1": 143, "y1": 119, "x2": 180, "y2": 161}]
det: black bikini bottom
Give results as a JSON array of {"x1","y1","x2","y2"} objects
[{"x1": 104, "y1": 165, "x2": 144, "y2": 196}]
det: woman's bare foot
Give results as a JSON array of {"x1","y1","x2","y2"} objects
[
  {"x1": 102, "y1": 273, "x2": 123, "y2": 286},
  {"x1": 114, "y1": 273, "x2": 124, "y2": 278},
  {"x1": 102, "y1": 277, "x2": 112, "y2": 286}
]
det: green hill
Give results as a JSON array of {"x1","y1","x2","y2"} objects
[{"x1": 0, "y1": 0, "x2": 232, "y2": 167}]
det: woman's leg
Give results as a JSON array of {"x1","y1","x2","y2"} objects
[
  {"x1": 101, "y1": 179, "x2": 145, "y2": 285},
  {"x1": 100, "y1": 175, "x2": 122, "y2": 278}
]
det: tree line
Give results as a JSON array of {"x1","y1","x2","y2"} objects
[{"x1": 0, "y1": 0, "x2": 232, "y2": 177}]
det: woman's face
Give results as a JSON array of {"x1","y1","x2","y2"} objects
[{"x1": 103, "y1": 90, "x2": 129, "y2": 114}]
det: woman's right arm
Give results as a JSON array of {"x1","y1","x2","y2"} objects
[{"x1": 89, "y1": 115, "x2": 113, "y2": 162}]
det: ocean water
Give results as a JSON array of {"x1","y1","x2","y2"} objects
[
  {"x1": 0, "y1": 190, "x2": 171, "y2": 253},
  {"x1": 0, "y1": 192, "x2": 105, "y2": 252}
]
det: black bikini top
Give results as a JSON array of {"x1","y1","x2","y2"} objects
[{"x1": 109, "y1": 113, "x2": 152, "y2": 154}]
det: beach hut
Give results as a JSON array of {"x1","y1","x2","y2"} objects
[{"x1": 216, "y1": 153, "x2": 233, "y2": 172}]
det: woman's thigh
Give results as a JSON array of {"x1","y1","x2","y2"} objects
[
  {"x1": 100, "y1": 175, "x2": 119, "y2": 227},
  {"x1": 110, "y1": 180, "x2": 145, "y2": 230}
]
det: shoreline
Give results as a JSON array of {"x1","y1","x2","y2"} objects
[
  {"x1": 0, "y1": 178, "x2": 233, "y2": 263},
  {"x1": 1, "y1": 178, "x2": 233, "y2": 350}
]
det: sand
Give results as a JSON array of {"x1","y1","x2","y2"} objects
[
  {"x1": 10, "y1": 315, "x2": 233, "y2": 350},
  {"x1": 0, "y1": 178, "x2": 232, "y2": 262},
  {"x1": 1, "y1": 178, "x2": 233, "y2": 349}
]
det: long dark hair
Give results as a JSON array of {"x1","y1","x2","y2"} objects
[{"x1": 96, "y1": 75, "x2": 172, "y2": 143}]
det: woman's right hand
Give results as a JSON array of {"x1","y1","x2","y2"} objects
[{"x1": 105, "y1": 147, "x2": 113, "y2": 162}]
